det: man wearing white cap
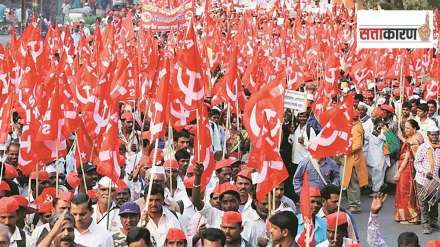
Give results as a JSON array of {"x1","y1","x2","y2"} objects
[
  {"x1": 414, "y1": 124, "x2": 440, "y2": 234},
  {"x1": 92, "y1": 177, "x2": 122, "y2": 233}
]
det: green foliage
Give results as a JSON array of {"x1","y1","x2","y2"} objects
[
  {"x1": 83, "y1": 15, "x2": 99, "y2": 26},
  {"x1": 361, "y1": 0, "x2": 437, "y2": 9}
]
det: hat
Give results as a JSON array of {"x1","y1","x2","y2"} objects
[
  {"x1": 119, "y1": 202, "x2": 140, "y2": 215},
  {"x1": 12, "y1": 195, "x2": 29, "y2": 208},
  {"x1": 12, "y1": 195, "x2": 34, "y2": 214},
  {"x1": 87, "y1": 189, "x2": 97, "y2": 200},
  {"x1": 218, "y1": 183, "x2": 240, "y2": 198},
  {"x1": 237, "y1": 169, "x2": 252, "y2": 182},
  {"x1": 380, "y1": 104, "x2": 394, "y2": 113},
  {"x1": 184, "y1": 176, "x2": 195, "y2": 189},
  {"x1": 163, "y1": 160, "x2": 179, "y2": 170},
  {"x1": 425, "y1": 240, "x2": 440, "y2": 247},
  {"x1": 45, "y1": 164, "x2": 57, "y2": 173},
  {"x1": 0, "y1": 181, "x2": 11, "y2": 192},
  {"x1": 327, "y1": 212, "x2": 348, "y2": 230},
  {"x1": 309, "y1": 187, "x2": 321, "y2": 197},
  {"x1": 142, "y1": 131, "x2": 151, "y2": 140},
  {"x1": 57, "y1": 191, "x2": 73, "y2": 203},
  {"x1": 166, "y1": 228, "x2": 186, "y2": 241},
  {"x1": 37, "y1": 201, "x2": 53, "y2": 214},
  {"x1": 351, "y1": 110, "x2": 360, "y2": 119},
  {"x1": 222, "y1": 211, "x2": 242, "y2": 225},
  {"x1": 0, "y1": 197, "x2": 18, "y2": 213},
  {"x1": 427, "y1": 124, "x2": 439, "y2": 133},
  {"x1": 372, "y1": 108, "x2": 385, "y2": 119},
  {"x1": 30, "y1": 171, "x2": 49, "y2": 181},
  {"x1": 4, "y1": 164, "x2": 18, "y2": 179},
  {"x1": 139, "y1": 155, "x2": 153, "y2": 169},
  {"x1": 215, "y1": 158, "x2": 235, "y2": 171},
  {"x1": 98, "y1": 177, "x2": 116, "y2": 189},
  {"x1": 35, "y1": 187, "x2": 57, "y2": 205},
  {"x1": 67, "y1": 172, "x2": 81, "y2": 188},
  {"x1": 82, "y1": 162, "x2": 97, "y2": 173},
  {"x1": 121, "y1": 112, "x2": 133, "y2": 121}
]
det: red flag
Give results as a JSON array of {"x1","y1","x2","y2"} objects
[
  {"x1": 243, "y1": 73, "x2": 285, "y2": 148},
  {"x1": 296, "y1": 172, "x2": 315, "y2": 247},
  {"x1": 194, "y1": 106, "x2": 215, "y2": 192},
  {"x1": 172, "y1": 18, "x2": 206, "y2": 110},
  {"x1": 97, "y1": 113, "x2": 121, "y2": 182},
  {"x1": 308, "y1": 94, "x2": 354, "y2": 159},
  {"x1": 149, "y1": 58, "x2": 170, "y2": 141},
  {"x1": 0, "y1": 95, "x2": 12, "y2": 144},
  {"x1": 249, "y1": 121, "x2": 288, "y2": 202}
]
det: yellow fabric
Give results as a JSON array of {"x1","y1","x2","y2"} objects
[{"x1": 342, "y1": 121, "x2": 369, "y2": 188}]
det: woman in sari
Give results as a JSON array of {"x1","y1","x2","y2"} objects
[{"x1": 394, "y1": 119, "x2": 423, "y2": 224}]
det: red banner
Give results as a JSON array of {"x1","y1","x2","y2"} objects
[{"x1": 141, "y1": 0, "x2": 193, "y2": 31}]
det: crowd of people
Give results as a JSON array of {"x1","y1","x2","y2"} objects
[{"x1": 0, "y1": 0, "x2": 439, "y2": 247}]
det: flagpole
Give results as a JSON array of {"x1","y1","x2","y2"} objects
[
  {"x1": 106, "y1": 182, "x2": 112, "y2": 230},
  {"x1": 143, "y1": 138, "x2": 159, "y2": 225},
  {"x1": 132, "y1": 97, "x2": 151, "y2": 173},
  {"x1": 196, "y1": 109, "x2": 201, "y2": 162},
  {"x1": 334, "y1": 155, "x2": 347, "y2": 242},
  {"x1": 166, "y1": 121, "x2": 174, "y2": 196},
  {"x1": 75, "y1": 132, "x2": 88, "y2": 194},
  {"x1": 397, "y1": 55, "x2": 404, "y2": 132},
  {"x1": 222, "y1": 104, "x2": 231, "y2": 159},
  {"x1": 55, "y1": 138, "x2": 59, "y2": 197}
]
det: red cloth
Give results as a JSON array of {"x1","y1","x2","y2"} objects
[
  {"x1": 166, "y1": 228, "x2": 186, "y2": 241},
  {"x1": 0, "y1": 197, "x2": 18, "y2": 213},
  {"x1": 394, "y1": 142, "x2": 420, "y2": 223}
]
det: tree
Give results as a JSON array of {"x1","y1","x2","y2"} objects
[{"x1": 361, "y1": 0, "x2": 436, "y2": 9}]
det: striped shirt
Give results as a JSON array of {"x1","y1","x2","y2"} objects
[{"x1": 414, "y1": 143, "x2": 440, "y2": 186}]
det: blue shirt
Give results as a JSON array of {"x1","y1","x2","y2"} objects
[
  {"x1": 296, "y1": 214, "x2": 327, "y2": 245},
  {"x1": 307, "y1": 114, "x2": 322, "y2": 134},
  {"x1": 293, "y1": 158, "x2": 340, "y2": 194}
]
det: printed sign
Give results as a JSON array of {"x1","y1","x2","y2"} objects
[
  {"x1": 357, "y1": 10, "x2": 434, "y2": 49},
  {"x1": 284, "y1": 90, "x2": 307, "y2": 112},
  {"x1": 141, "y1": 0, "x2": 193, "y2": 31}
]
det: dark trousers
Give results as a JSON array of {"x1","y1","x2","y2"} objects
[
  {"x1": 284, "y1": 162, "x2": 299, "y2": 202},
  {"x1": 416, "y1": 183, "x2": 439, "y2": 226}
]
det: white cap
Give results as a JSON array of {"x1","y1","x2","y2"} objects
[
  {"x1": 409, "y1": 95, "x2": 420, "y2": 100},
  {"x1": 98, "y1": 176, "x2": 115, "y2": 188},
  {"x1": 427, "y1": 125, "x2": 439, "y2": 132},
  {"x1": 45, "y1": 164, "x2": 57, "y2": 173},
  {"x1": 377, "y1": 97, "x2": 386, "y2": 105},
  {"x1": 150, "y1": 165, "x2": 165, "y2": 175}
]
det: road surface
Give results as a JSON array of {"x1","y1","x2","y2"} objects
[{"x1": 353, "y1": 194, "x2": 440, "y2": 245}]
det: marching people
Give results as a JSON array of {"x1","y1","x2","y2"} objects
[
  {"x1": 0, "y1": 2, "x2": 438, "y2": 247},
  {"x1": 414, "y1": 125, "x2": 440, "y2": 234}
]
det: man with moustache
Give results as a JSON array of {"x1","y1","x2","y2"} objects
[
  {"x1": 37, "y1": 212, "x2": 84, "y2": 247},
  {"x1": 220, "y1": 211, "x2": 252, "y2": 247},
  {"x1": 0, "y1": 196, "x2": 29, "y2": 247},
  {"x1": 113, "y1": 202, "x2": 141, "y2": 247}
]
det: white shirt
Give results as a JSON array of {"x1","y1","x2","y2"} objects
[
  {"x1": 10, "y1": 226, "x2": 29, "y2": 247},
  {"x1": 241, "y1": 207, "x2": 266, "y2": 247},
  {"x1": 415, "y1": 116, "x2": 436, "y2": 141},
  {"x1": 146, "y1": 207, "x2": 182, "y2": 247},
  {"x1": 289, "y1": 124, "x2": 316, "y2": 164},
  {"x1": 198, "y1": 202, "x2": 260, "y2": 244},
  {"x1": 92, "y1": 203, "x2": 122, "y2": 233},
  {"x1": 75, "y1": 221, "x2": 114, "y2": 247},
  {"x1": 29, "y1": 223, "x2": 50, "y2": 247}
]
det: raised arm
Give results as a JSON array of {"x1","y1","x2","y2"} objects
[{"x1": 192, "y1": 162, "x2": 205, "y2": 211}]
